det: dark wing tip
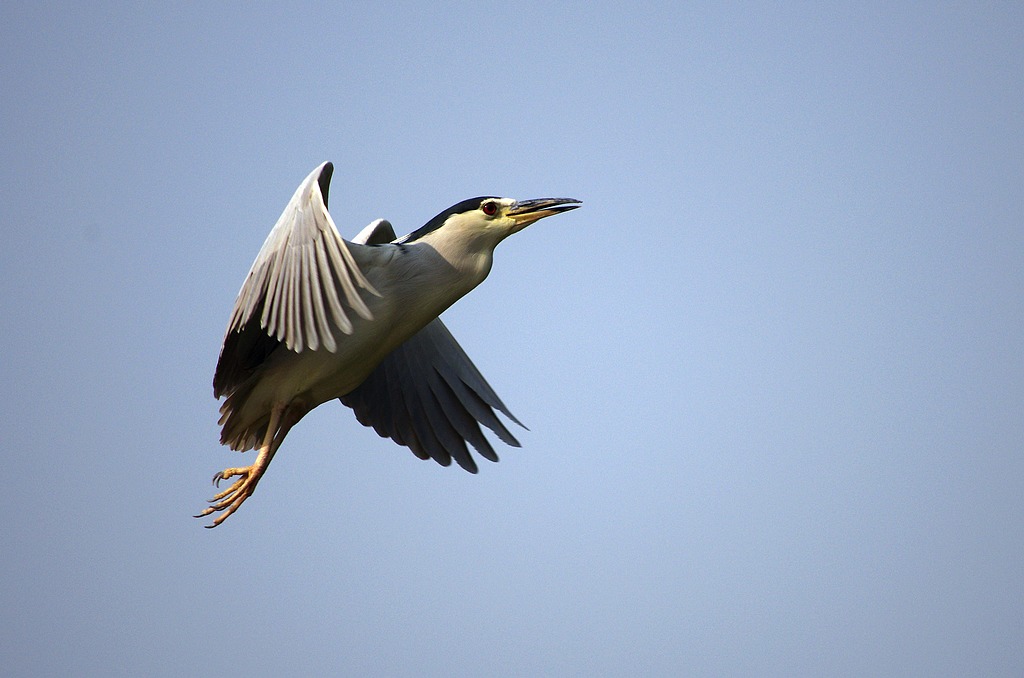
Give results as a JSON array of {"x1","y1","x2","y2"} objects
[{"x1": 318, "y1": 162, "x2": 334, "y2": 208}]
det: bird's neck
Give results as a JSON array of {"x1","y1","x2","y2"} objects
[{"x1": 418, "y1": 227, "x2": 498, "y2": 290}]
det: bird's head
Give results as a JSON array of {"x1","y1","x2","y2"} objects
[{"x1": 397, "y1": 196, "x2": 581, "y2": 247}]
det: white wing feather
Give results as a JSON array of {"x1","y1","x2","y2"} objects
[{"x1": 225, "y1": 162, "x2": 379, "y2": 353}]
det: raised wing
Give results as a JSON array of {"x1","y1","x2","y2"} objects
[
  {"x1": 341, "y1": 217, "x2": 524, "y2": 473},
  {"x1": 351, "y1": 216, "x2": 397, "y2": 245},
  {"x1": 214, "y1": 162, "x2": 379, "y2": 397}
]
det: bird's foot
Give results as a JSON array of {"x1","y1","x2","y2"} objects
[{"x1": 195, "y1": 465, "x2": 264, "y2": 528}]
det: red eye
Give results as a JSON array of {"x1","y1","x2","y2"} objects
[{"x1": 481, "y1": 201, "x2": 498, "y2": 216}]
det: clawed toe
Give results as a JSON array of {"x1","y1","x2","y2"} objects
[
  {"x1": 196, "y1": 466, "x2": 260, "y2": 528},
  {"x1": 212, "y1": 468, "x2": 245, "y2": 487},
  {"x1": 198, "y1": 407, "x2": 283, "y2": 528}
]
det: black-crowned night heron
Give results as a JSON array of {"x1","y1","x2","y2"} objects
[{"x1": 197, "y1": 162, "x2": 580, "y2": 526}]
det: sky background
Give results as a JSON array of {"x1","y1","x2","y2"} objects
[{"x1": 2, "y1": 2, "x2": 1022, "y2": 676}]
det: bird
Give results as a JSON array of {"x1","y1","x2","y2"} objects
[{"x1": 196, "y1": 161, "x2": 581, "y2": 527}]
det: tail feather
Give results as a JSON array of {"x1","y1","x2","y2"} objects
[{"x1": 217, "y1": 378, "x2": 268, "y2": 452}]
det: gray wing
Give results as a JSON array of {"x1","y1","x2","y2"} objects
[
  {"x1": 341, "y1": 218, "x2": 525, "y2": 473},
  {"x1": 214, "y1": 161, "x2": 380, "y2": 397}
]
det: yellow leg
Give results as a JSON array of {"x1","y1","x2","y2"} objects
[{"x1": 196, "y1": 403, "x2": 284, "y2": 528}]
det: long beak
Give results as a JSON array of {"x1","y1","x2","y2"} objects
[{"x1": 507, "y1": 198, "x2": 582, "y2": 228}]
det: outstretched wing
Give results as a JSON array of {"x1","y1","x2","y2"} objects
[
  {"x1": 341, "y1": 219, "x2": 524, "y2": 473},
  {"x1": 213, "y1": 161, "x2": 379, "y2": 398}
]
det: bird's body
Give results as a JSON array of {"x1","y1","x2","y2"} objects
[
  {"x1": 198, "y1": 162, "x2": 580, "y2": 526},
  {"x1": 218, "y1": 231, "x2": 485, "y2": 447}
]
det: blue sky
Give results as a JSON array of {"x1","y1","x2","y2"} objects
[{"x1": 2, "y1": 2, "x2": 1022, "y2": 676}]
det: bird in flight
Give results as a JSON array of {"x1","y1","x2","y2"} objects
[{"x1": 197, "y1": 162, "x2": 580, "y2": 526}]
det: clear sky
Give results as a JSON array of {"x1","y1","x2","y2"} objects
[{"x1": 2, "y1": 2, "x2": 1022, "y2": 676}]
